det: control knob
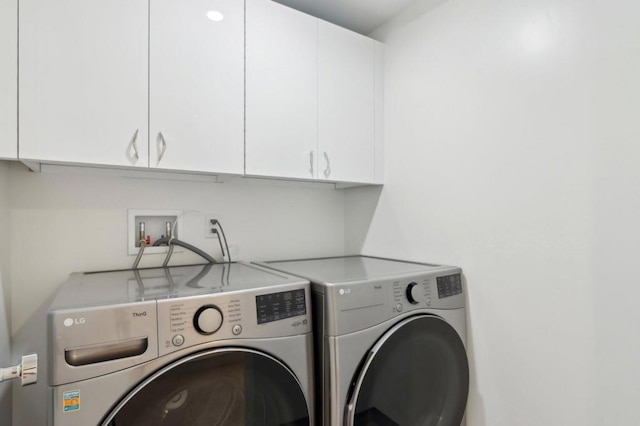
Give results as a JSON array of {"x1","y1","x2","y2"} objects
[
  {"x1": 406, "y1": 282, "x2": 423, "y2": 305},
  {"x1": 193, "y1": 305, "x2": 223, "y2": 335}
]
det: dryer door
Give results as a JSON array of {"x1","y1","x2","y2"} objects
[
  {"x1": 102, "y1": 348, "x2": 310, "y2": 425},
  {"x1": 345, "y1": 315, "x2": 469, "y2": 426}
]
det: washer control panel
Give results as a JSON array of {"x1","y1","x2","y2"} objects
[
  {"x1": 156, "y1": 284, "x2": 311, "y2": 356},
  {"x1": 256, "y1": 289, "x2": 307, "y2": 324}
]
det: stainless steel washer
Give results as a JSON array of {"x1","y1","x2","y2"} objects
[
  {"x1": 29, "y1": 262, "x2": 314, "y2": 425},
  {"x1": 257, "y1": 255, "x2": 469, "y2": 426}
]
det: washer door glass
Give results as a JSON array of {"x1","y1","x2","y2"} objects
[
  {"x1": 103, "y1": 348, "x2": 309, "y2": 426},
  {"x1": 346, "y1": 315, "x2": 469, "y2": 426}
]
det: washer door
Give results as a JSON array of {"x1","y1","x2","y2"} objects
[
  {"x1": 345, "y1": 315, "x2": 469, "y2": 426},
  {"x1": 102, "y1": 348, "x2": 310, "y2": 426}
]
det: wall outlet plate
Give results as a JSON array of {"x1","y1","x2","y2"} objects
[
  {"x1": 204, "y1": 214, "x2": 219, "y2": 239},
  {"x1": 127, "y1": 209, "x2": 184, "y2": 255}
]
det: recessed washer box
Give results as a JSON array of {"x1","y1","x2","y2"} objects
[{"x1": 127, "y1": 209, "x2": 184, "y2": 255}]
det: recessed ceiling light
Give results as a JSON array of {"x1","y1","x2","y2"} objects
[{"x1": 206, "y1": 10, "x2": 224, "y2": 22}]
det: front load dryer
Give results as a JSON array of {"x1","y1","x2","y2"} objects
[
  {"x1": 257, "y1": 255, "x2": 469, "y2": 426},
  {"x1": 29, "y1": 262, "x2": 314, "y2": 425}
]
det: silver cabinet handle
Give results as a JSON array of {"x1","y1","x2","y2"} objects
[
  {"x1": 158, "y1": 132, "x2": 167, "y2": 163},
  {"x1": 309, "y1": 151, "x2": 314, "y2": 177},
  {"x1": 130, "y1": 129, "x2": 140, "y2": 162},
  {"x1": 0, "y1": 354, "x2": 37, "y2": 386},
  {"x1": 323, "y1": 151, "x2": 331, "y2": 179}
]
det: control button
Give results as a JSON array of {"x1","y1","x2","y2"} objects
[
  {"x1": 193, "y1": 305, "x2": 223, "y2": 335},
  {"x1": 172, "y1": 334, "x2": 185, "y2": 346},
  {"x1": 396, "y1": 303, "x2": 404, "y2": 312},
  {"x1": 232, "y1": 324, "x2": 243, "y2": 335},
  {"x1": 406, "y1": 282, "x2": 424, "y2": 304},
  {"x1": 426, "y1": 297, "x2": 432, "y2": 306}
]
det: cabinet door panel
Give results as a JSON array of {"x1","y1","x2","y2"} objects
[
  {"x1": 0, "y1": 0, "x2": 17, "y2": 159},
  {"x1": 374, "y1": 42, "x2": 385, "y2": 184},
  {"x1": 318, "y1": 21, "x2": 375, "y2": 183},
  {"x1": 150, "y1": 0, "x2": 244, "y2": 174},
  {"x1": 246, "y1": 0, "x2": 317, "y2": 179},
  {"x1": 19, "y1": 0, "x2": 148, "y2": 167}
]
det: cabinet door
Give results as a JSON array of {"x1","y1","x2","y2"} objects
[
  {"x1": 19, "y1": 0, "x2": 148, "y2": 167},
  {"x1": 150, "y1": 0, "x2": 244, "y2": 174},
  {"x1": 318, "y1": 21, "x2": 376, "y2": 183},
  {"x1": 0, "y1": 0, "x2": 17, "y2": 159},
  {"x1": 246, "y1": 0, "x2": 318, "y2": 179}
]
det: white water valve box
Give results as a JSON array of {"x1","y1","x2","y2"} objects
[{"x1": 127, "y1": 209, "x2": 184, "y2": 255}]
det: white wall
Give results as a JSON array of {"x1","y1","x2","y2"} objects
[
  {"x1": 9, "y1": 163, "x2": 347, "y2": 335},
  {"x1": 346, "y1": 0, "x2": 640, "y2": 424},
  {"x1": 10, "y1": 161, "x2": 347, "y2": 423},
  {"x1": 0, "y1": 161, "x2": 12, "y2": 426}
]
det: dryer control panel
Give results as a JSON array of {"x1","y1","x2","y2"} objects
[
  {"x1": 391, "y1": 273, "x2": 463, "y2": 312},
  {"x1": 326, "y1": 268, "x2": 464, "y2": 336}
]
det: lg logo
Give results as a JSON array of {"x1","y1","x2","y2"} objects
[
  {"x1": 338, "y1": 288, "x2": 351, "y2": 296},
  {"x1": 63, "y1": 317, "x2": 85, "y2": 327}
]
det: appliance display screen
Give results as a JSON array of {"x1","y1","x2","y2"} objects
[
  {"x1": 256, "y1": 289, "x2": 306, "y2": 324},
  {"x1": 436, "y1": 274, "x2": 463, "y2": 299}
]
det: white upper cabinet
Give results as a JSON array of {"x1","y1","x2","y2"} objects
[
  {"x1": 150, "y1": 0, "x2": 244, "y2": 174},
  {"x1": 16, "y1": 0, "x2": 382, "y2": 184},
  {"x1": 318, "y1": 21, "x2": 379, "y2": 184},
  {"x1": 19, "y1": 0, "x2": 148, "y2": 167},
  {"x1": 0, "y1": 0, "x2": 17, "y2": 159},
  {"x1": 246, "y1": 1, "x2": 384, "y2": 184},
  {"x1": 246, "y1": 0, "x2": 318, "y2": 179}
]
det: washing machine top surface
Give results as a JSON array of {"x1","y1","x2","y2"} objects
[
  {"x1": 259, "y1": 255, "x2": 454, "y2": 286},
  {"x1": 50, "y1": 262, "x2": 307, "y2": 310}
]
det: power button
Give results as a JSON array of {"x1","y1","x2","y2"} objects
[{"x1": 172, "y1": 334, "x2": 185, "y2": 346}]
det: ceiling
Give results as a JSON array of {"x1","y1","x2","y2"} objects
[{"x1": 272, "y1": 0, "x2": 418, "y2": 35}]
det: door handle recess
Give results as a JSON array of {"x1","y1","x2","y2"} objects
[{"x1": 65, "y1": 337, "x2": 148, "y2": 366}]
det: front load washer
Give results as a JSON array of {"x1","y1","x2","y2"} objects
[
  {"x1": 31, "y1": 262, "x2": 314, "y2": 425},
  {"x1": 257, "y1": 255, "x2": 469, "y2": 426}
]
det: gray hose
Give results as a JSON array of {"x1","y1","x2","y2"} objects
[
  {"x1": 132, "y1": 240, "x2": 146, "y2": 269},
  {"x1": 162, "y1": 244, "x2": 175, "y2": 267},
  {"x1": 152, "y1": 237, "x2": 216, "y2": 264}
]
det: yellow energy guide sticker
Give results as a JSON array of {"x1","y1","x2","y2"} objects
[{"x1": 63, "y1": 390, "x2": 80, "y2": 412}]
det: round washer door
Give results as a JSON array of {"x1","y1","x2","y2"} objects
[
  {"x1": 102, "y1": 348, "x2": 310, "y2": 426},
  {"x1": 346, "y1": 315, "x2": 469, "y2": 426}
]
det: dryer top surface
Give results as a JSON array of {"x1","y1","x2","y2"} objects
[{"x1": 259, "y1": 255, "x2": 458, "y2": 285}]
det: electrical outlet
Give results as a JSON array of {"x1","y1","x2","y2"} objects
[{"x1": 204, "y1": 214, "x2": 219, "y2": 239}]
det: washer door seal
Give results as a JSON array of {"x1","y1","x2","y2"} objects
[{"x1": 345, "y1": 315, "x2": 469, "y2": 426}]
